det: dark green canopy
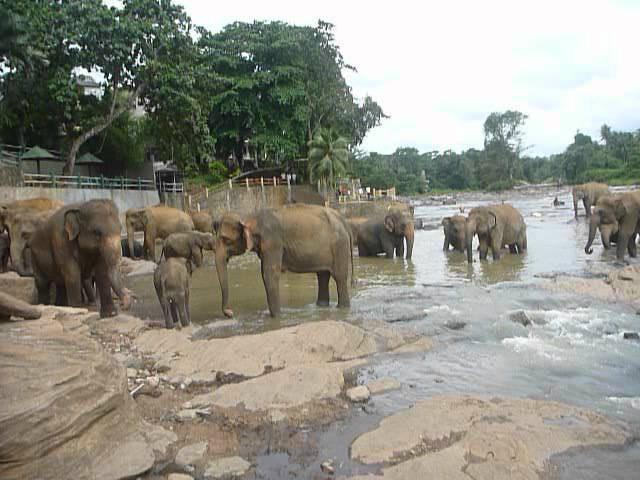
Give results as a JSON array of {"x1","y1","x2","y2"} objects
[
  {"x1": 77, "y1": 152, "x2": 104, "y2": 165},
  {"x1": 21, "y1": 146, "x2": 56, "y2": 160}
]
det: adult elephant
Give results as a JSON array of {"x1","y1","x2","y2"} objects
[
  {"x1": 0, "y1": 198, "x2": 63, "y2": 276},
  {"x1": 572, "y1": 182, "x2": 609, "y2": 218},
  {"x1": 190, "y1": 210, "x2": 214, "y2": 233},
  {"x1": 30, "y1": 199, "x2": 130, "y2": 318},
  {"x1": 465, "y1": 204, "x2": 527, "y2": 263},
  {"x1": 215, "y1": 204, "x2": 354, "y2": 318},
  {"x1": 442, "y1": 215, "x2": 467, "y2": 252},
  {"x1": 125, "y1": 205, "x2": 194, "y2": 261},
  {"x1": 585, "y1": 191, "x2": 640, "y2": 261},
  {"x1": 356, "y1": 205, "x2": 414, "y2": 259}
]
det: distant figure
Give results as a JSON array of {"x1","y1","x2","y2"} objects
[
  {"x1": 459, "y1": 206, "x2": 466, "y2": 214},
  {"x1": 553, "y1": 196, "x2": 565, "y2": 207}
]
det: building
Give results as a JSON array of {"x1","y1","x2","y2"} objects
[{"x1": 76, "y1": 74, "x2": 103, "y2": 100}]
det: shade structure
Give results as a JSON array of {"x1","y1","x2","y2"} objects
[
  {"x1": 20, "y1": 146, "x2": 57, "y2": 174},
  {"x1": 77, "y1": 152, "x2": 104, "y2": 177}
]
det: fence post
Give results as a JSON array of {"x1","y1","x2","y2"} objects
[
  {"x1": 121, "y1": 176, "x2": 124, "y2": 190},
  {"x1": 245, "y1": 178, "x2": 250, "y2": 190},
  {"x1": 77, "y1": 175, "x2": 81, "y2": 188},
  {"x1": 205, "y1": 187, "x2": 209, "y2": 198},
  {"x1": 50, "y1": 173, "x2": 55, "y2": 188},
  {"x1": 137, "y1": 177, "x2": 142, "y2": 190},
  {"x1": 228, "y1": 179, "x2": 233, "y2": 190},
  {"x1": 226, "y1": 190, "x2": 230, "y2": 210},
  {"x1": 273, "y1": 176, "x2": 277, "y2": 186},
  {"x1": 197, "y1": 202, "x2": 201, "y2": 212},
  {"x1": 100, "y1": 174, "x2": 105, "y2": 189},
  {"x1": 188, "y1": 195, "x2": 192, "y2": 210}
]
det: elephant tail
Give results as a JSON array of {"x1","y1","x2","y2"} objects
[
  {"x1": 158, "y1": 246, "x2": 165, "y2": 265},
  {"x1": 349, "y1": 229, "x2": 356, "y2": 288}
]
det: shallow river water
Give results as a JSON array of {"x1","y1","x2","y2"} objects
[{"x1": 128, "y1": 186, "x2": 640, "y2": 478}]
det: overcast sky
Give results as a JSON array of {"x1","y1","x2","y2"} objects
[{"x1": 177, "y1": 0, "x2": 640, "y2": 157}]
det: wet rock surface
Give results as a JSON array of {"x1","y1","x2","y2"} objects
[
  {"x1": 349, "y1": 396, "x2": 630, "y2": 479},
  {"x1": 204, "y1": 456, "x2": 251, "y2": 479}
]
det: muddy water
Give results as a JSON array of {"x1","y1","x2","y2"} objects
[{"x1": 128, "y1": 186, "x2": 640, "y2": 478}]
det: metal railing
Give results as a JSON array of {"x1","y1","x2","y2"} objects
[{"x1": 23, "y1": 173, "x2": 157, "y2": 190}]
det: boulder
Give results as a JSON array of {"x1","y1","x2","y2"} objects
[
  {"x1": 175, "y1": 441, "x2": 208, "y2": 468},
  {"x1": 366, "y1": 377, "x2": 401, "y2": 395},
  {"x1": 204, "y1": 456, "x2": 251, "y2": 479},
  {"x1": 346, "y1": 385, "x2": 371, "y2": 403},
  {"x1": 349, "y1": 395, "x2": 630, "y2": 479},
  {"x1": 0, "y1": 308, "x2": 159, "y2": 480}
]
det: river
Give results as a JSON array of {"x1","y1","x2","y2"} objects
[{"x1": 127, "y1": 186, "x2": 640, "y2": 478}]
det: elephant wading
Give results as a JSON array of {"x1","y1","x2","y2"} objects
[
  {"x1": 125, "y1": 205, "x2": 194, "y2": 261},
  {"x1": 0, "y1": 198, "x2": 63, "y2": 276},
  {"x1": 465, "y1": 204, "x2": 527, "y2": 263},
  {"x1": 585, "y1": 191, "x2": 640, "y2": 261},
  {"x1": 30, "y1": 199, "x2": 130, "y2": 317},
  {"x1": 161, "y1": 231, "x2": 215, "y2": 267},
  {"x1": 442, "y1": 215, "x2": 467, "y2": 252},
  {"x1": 215, "y1": 204, "x2": 354, "y2": 318},
  {"x1": 356, "y1": 205, "x2": 414, "y2": 259},
  {"x1": 572, "y1": 182, "x2": 609, "y2": 218},
  {"x1": 154, "y1": 257, "x2": 191, "y2": 328}
]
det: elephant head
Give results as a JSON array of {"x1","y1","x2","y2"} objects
[
  {"x1": 465, "y1": 207, "x2": 497, "y2": 263},
  {"x1": 442, "y1": 215, "x2": 466, "y2": 252},
  {"x1": 125, "y1": 208, "x2": 151, "y2": 259},
  {"x1": 67, "y1": 200, "x2": 130, "y2": 315},
  {"x1": 214, "y1": 213, "x2": 253, "y2": 317},
  {"x1": 384, "y1": 206, "x2": 414, "y2": 259},
  {"x1": 191, "y1": 231, "x2": 215, "y2": 267},
  {"x1": 585, "y1": 195, "x2": 625, "y2": 255},
  {"x1": 1, "y1": 208, "x2": 50, "y2": 276}
]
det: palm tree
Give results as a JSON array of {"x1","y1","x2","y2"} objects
[{"x1": 307, "y1": 129, "x2": 349, "y2": 190}]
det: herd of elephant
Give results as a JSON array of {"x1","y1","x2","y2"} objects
[{"x1": 0, "y1": 180, "x2": 637, "y2": 326}]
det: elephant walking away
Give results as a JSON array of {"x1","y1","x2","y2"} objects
[
  {"x1": 572, "y1": 182, "x2": 609, "y2": 218},
  {"x1": 356, "y1": 205, "x2": 414, "y2": 259},
  {"x1": 0, "y1": 198, "x2": 63, "y2": 276},
  {"x1": 585, "y1": 191, "x2": 640, "y2": 261},
  {"x1": 215, "y1": 204, "x2": 354, "y2": 318},
  {"x1": 160, "y1": 231, "x2": 215, "y2": 267},
  {"x1": 154, "y1": 257, "x2": 191, "y2": 328},
  {"x1": 465, "y1": 204, "x2": 527, "y2": 263},
  {"x1": 442, "y1": 215, "x2": 467, "y2": 253},
  {"x1": 30, "y1": 199, "x2": 130, "y2": 318},
  {"x1": 125, "y1": 205, "x2": 194, "y2": 261}
]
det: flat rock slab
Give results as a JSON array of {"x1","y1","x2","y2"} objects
[
  {"x1": 0, "y1": 272, "x2": 34, "y2": 304},
  {"x1": 169, "y1": 474, "x2": 194, "y2": 480},
  {"x1": 349, "y1": 395, "x2": 630, "y2": 480},
  {"x1": 0, "y1": 310, "x2": 158, "y2": 480},
  {"x1": 366, "y1": 377, "x2": 401, "y2": 395},
  {"x1": 204, "y1": 456, "x2": 251, "y2": 479},
  {"x1": 175, "y1": 441, "x2": 208, "y2": 468},
  {"x1": 347, "y1": 385, "x2": 371, "y2": 402},
  {"x1": 185, "y1": 364, "x2": 349, "y2": 411}
]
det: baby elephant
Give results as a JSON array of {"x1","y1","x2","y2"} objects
[
  {"x1": 154, "y1": 257, "x2": 192, "y2": 329},
  {"x1": 161, "y1": 231, "x2": 215, "y2": 267}
]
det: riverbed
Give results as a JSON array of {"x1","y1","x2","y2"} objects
[{"x1": 127, "y1": 186, "x2": 640, "y2": 479}]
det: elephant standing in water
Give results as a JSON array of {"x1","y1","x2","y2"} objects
[
  {"x1": 585, "y1": 191, "x2": 640, "y2": 261},
  {"x1": 154, "y1": 257, "x2": 191, "y2": 328},
  {"x1": 356, "y1": 204, "x2": 414, "y2": 259},
  {"x1": 572, "y1": 182, "x2": 609, "y2": 218},
  {"x1": 0, "y1": 198, "x2": 63, "y2": 276},
  {"x1": 465, "y1": 204, "x2": 527, "y2": 263},
  {"x1": 442, "y1": 215, "x2": 467, "y2": 252},
  {"x1": 30, "y1": 200, "x2": 130, "y2": 318},
  {"x1": 215, "y1": 204, "x2": 354, "y2": 318},
  {"x1": 125, "y1": 205, "x2": 194, "y2": 261}
]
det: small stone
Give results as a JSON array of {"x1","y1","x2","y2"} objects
[
  {"x1": 169, "y1": 474, "x2": 194, "y2": 480},
  {"x1": 346, "y1": 385, "x2": 370, "y2": 403},
  {"x1": 204, "y1": 456, "x2": 251, "y2": 479},
  {"x1": 444, "y1": 320, "x2": 466, "y2": 330},
  {"x1": 147, "y1": 375, "x2": 160, "y2": 388},
  {"x1": 509, "y1": 310, "x2": 531, "y2": 327},
  {"x1": 183, "y1": 377, "x2": 193, "y2": 387},
  {"x1": 175, "y1": 441, "x2": 208, "y2": 468},
  {"x1": 177, "y1": 409, "x2": 199, "y2": 422},
  {"x1": 623, "y1": 332, "x2": 639, "y2": 340},
  {"x1": 366, "y1": 377, "x2": 401, "y2": 395},
  {"x1": 126, "y1": 368, "x2": 137, "y2": 378},
  {"x1": 321, "y1": 460, "x2": 334, "y2": 475}
]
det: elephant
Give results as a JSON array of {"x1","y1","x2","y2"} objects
[
  {"x1": 121, "y1": 238, "x2": 144, "y2": 258},
  {"x1": 346, "y1": 217, "x2": 369, "y2": 244},
  {"x1": 215, "y1": 204, "x2": 354, "y2": 318},
  {"x1": 0, "y1": 232, "x2": 9, "y2": 273},
  {"x1": 30, "y1": 199, "x2": 130, "y2": 318},
  {"x1": 160, "y1": 231, "x2": 215, "y2": 268},
  {"x1": 465, "y1": 204, "x2": 527, "y2": 263},
  {"x1": 190, "y1": 210, "x2": 214, "y2": 233},
  {"x1": 154, "y1": 257, "x2": 191, "y2": 328},
  {"x1": 572, "y1": 182, "x2": 609, "y2": 218},
  {"x1": 0, "y1": 198, "x2": 63, "y2": 276},
  {"x1": 442, "y1": 215, "x2": 467, "y2": 252},
  {"x1": 585, "y1": 191, "x2": 640, "y2": 261},
  {"x1": 356, "y1": 205, "x2": 415, "y2": 259},
  {"x1": 125, "y1": 205, "x2": 194, "y2": 261}
]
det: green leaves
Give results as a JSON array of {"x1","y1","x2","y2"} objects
[{"x1": 307, "y1": 129, "x2": 349, "y2": 185}]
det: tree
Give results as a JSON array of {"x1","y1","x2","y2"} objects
[
  {"x1": 479, "y1": 111, "x2": 528, "y2": 187},
  {"x1": 307, "y1": 129, "x2": 349, "y2": 186}
]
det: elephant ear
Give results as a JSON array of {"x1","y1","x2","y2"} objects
[
  {"x1": 487, "y1": 211, "x2": 497, "y2": 229},
  {"x1": 384, "y1": 215, "x2": 395, "y2": 233},
  {"x1": 614, "y1": 196, "x2": 633, "y2": 220},
  {"x1": 64, "y1": 209, "x2": 81, "y2": 241}
]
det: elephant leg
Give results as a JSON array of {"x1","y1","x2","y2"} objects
[
  {"x1": 478, "y1": 237, "x2": 489, "y2": 260},
  {"x1": 491, "y1": 235, "x2": 502, "y2": 261},
  {"x1": 509, "y1": 244, "x2": 517, "y2": 254},
  {"x1": 185, "y1": 288, "x2": 191, "y2": 326},
  {"x1": 95, "y1": 276, "x2": 117, "y2": 317},
  {"x1": 169, "y1": 301, "x2": 180, "y2": 329},
  {"x1": 55, "y1": 284, "x2": 68, "y2": 306},
  {"x1": 261, "y1": 251, "x2": 282, "y2": 317},
  {"x1": 583, "y1": 198, "x2": 591, "y2": 217},
  {"x1": 177, "y1": 294, "x2": 189, "y2": 327},
  {"x1": 35, "y1": 275, "x2": 51, "y2": 305},
  {"x1": 154, "y1": 281, "x2": 172, "y2": 328},
  {"x1": 316, "y1": 272, "x2": 330, "y2": 307},
  {"x1": 82, "y1": 278, "x2": 96, "y2": 305},
  {"x1": 628, "y1": 232, "x2": 638, "y2": 258},
  {"x1": 396, "y1": 239, "x2": 405, "y2": 259},
  {"x1": 334, "y1": 273, "x2": 350, "y2": 309}
]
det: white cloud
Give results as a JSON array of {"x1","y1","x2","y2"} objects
[{"x1": 176, "y1": 0, "x2": 640, "y2": 156}]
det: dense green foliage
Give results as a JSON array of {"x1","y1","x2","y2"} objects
[
  {"x1": 0, "y1": 2, "x2": 385, "y2": 178},
  {"x1": 352, "y1": 112, "x2": 640, "y2": 195},
  {"x1": 307, "y1": 129, "x2": 349, "y2": 185}
]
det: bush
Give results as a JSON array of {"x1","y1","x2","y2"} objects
[{"x1": 485, "y1": 179, "x2": 515, "y2": 192}]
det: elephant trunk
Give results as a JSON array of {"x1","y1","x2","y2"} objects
[
  {"x1": 585, "y1": 214, "x2": 599, "y2": 255},
  {"x1": 215, "y1": 248, "x2": 233, "y2": 318},
  {"x1": 404, "y1": 222, "x2": 414, "y2": 260},
  {"x1": 10, "y1": 240, "x2": 32, "y2": 277},
  {"x1": 573, "y1": 193, "x2": 579, "y2": 218},
  {"x1": 465, "y1": 220, "x2": 475, "y2": 263},
  {"x1": 103, "y1": 234, "x2": 130, "y2": 309}
]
